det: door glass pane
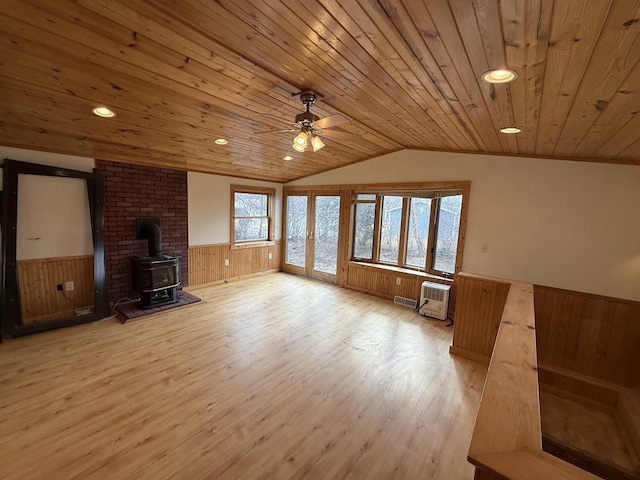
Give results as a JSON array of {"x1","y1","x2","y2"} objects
[
  {"x1": 285, "y1": 195, "x2": 307, "y2": 267},
  {"x1": 353, "y1": 203, "x2": 375, "y2": 259},
  {"x1": 379, "y1": 196, "x2": 403, "y2": 263},
  {"x1": 313, "y1": 196, "x2": 340, "y2": 275},
  {"x1": 406, "y1": 197, "x2": 432, "y2": 268},
  {"x1": 433, "y1": 195, "x2": 463, "y2": 274}
]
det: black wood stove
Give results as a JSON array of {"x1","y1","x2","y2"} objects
[{"x1": 131, "y1": 218, "x2": 180, "y2": 309}]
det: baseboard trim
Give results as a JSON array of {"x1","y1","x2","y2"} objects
[{"x1": 449, "y1": 345, "x2": 490, "y2": 365}]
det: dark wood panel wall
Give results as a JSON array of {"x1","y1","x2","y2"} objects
[
  {"x1": 535, "y1": 285, "x2": 640, "y2": 389},
  {"x1": 452, "y1": 273, "x2": 640, "y2": 389},
  {"x1": 97, "y1": 160, "x2": 188, "y2": 302}
]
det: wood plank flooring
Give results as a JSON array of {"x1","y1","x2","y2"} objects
[{"x1": 0, "y1": 273, "x2": 486, "y2": 479}]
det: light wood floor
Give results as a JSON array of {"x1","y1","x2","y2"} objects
[{"x1": 0, "y1": 273, "x2": 487, "y2": 479}]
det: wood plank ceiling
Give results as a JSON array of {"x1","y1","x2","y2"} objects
[{"x1": 1, "y1": 0, "x2": 639, "y2": 182}]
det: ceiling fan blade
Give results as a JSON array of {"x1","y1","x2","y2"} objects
[
  {"x1": 317, "y1": 129, "x2": 359, "y2": 140},
  {"x1": 254, "y1": 128, "x2": 297, "y2": 135},
  {"x1": 314, "y1": 113, "x2": 350, "y2": 129}
]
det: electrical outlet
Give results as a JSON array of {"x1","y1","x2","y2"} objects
[
  {"x1": 396, "y1": 277, "x2": 401, "y2": 285},
  {"x1": 268, "y1": 252, "x2": 273, "y2": 260},
  {"x1": 56, "y1": 284, "x2": 63, "y2": 291},
  {"x1": 65, "y1": 281, "x2": 74, "y2": 292},
  {"x1": 224, "y1": 258, "x2": 229, "y2": 267}
]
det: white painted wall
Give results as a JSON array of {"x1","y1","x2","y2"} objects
[
  {"x1": 188, "y1": 172, "x2": 283, "y2": 246},
  {"x1": 1, "y1": 147, "x2": 95, "y2": 260},
  {"x1": 287, "y1": 150, "x2": 640, "y2": 301}
]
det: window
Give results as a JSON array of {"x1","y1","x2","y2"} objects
[
  {"x1": 231, "y1": 185, "x2": 275, "y2": 244},
  {"x1": 351, "y1": 190, "x2": 465, "y2": 277}
]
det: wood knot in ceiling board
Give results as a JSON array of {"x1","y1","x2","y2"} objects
[
  {"x1": 488, "y1": 84, "x2": 496, "y2": 100},
  {"x1": 573, "y1": 37, "x2": 581, "y2": 42},
  {"x1": 619, "y1": 89, "x2": 633, "y2": 94},
  {"x1": 595, "y1": 100, "x2": 608, "y2": 111},
  {"x1": 422, "y1": 30, "x2": 438, "y2": 39},
  {"x1": 623, "y1": 18, "x2": 638, "y2": 27},
  {"x1": 505, "y1": 40, "x2": 519, "y2": 48},
  {"x1": 109, "y1": 82, "x2": 122, "y2": 91},
  {"x1": 466, "y1": 103, "x2": 478, "y2": 110},
  {"x1": 129, "y1": 31, "x2": 138, "y2": 48},
  {"x1": 179, "y1": 56, "x2": 190, "y2": 69}
]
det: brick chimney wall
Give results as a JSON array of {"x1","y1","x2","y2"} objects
[{"x1": 96, "y1": 160, "x2": 188, "y2": 303}]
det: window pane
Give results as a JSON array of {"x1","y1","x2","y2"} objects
[
  {"x1": 353, "y1": 203, "x2": 375, "y2": 259},
  {"x1": 313, "y1": 196, "x2": 340, "y2": 274},
  {"x1": 433, "y1": 195, "x2": 463, "y2": 274},
  {"x1": 234, "y1": 192, "x2": 267, "y2": 217},
  {"x1": 406, "y1": 197, "x2": 432, "y2": 268},
  {"x1": 379, "y1": 196, "x2": 403, "y2": 263},
  {"x1": 235, "y1": 218, "x2": 268, "y2": 242},
  {"x1": 286, "y1": 195, "x2": 307, "y2": 267}
]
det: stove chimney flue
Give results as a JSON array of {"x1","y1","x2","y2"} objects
[{"x1": 135, "y1": 218, "x2": 163, "y2": 258}]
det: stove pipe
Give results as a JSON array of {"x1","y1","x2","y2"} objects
[{"x1": 136, "y1": 218, "x2": 163, "y2": 257}]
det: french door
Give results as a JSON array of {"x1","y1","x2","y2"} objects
[{"x1": 283, "y1": 192, "x2": 341, "y2": 283}]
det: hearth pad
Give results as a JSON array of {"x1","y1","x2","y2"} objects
[{"x1": 116, "y1": 290, "x2": 201, "y2": 323}]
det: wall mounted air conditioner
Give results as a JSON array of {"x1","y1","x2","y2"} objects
[{"x1": 419, "y1": 281, "x2": 451, "y2": 320}]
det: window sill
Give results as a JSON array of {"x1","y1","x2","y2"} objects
[
  {"x1": 231, "y1": 241, "x2": 275, "y2": 250},
  {"x1": 349, "y1": 261, "x2": 454, "y2": 283}
]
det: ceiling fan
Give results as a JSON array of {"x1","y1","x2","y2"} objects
[{"x1": 256, "y1": 91, "x2": 355, "y2": 152}]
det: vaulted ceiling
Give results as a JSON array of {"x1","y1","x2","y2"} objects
[{"x1": 1, "y1": 0, "x2": 639, "y2": 182}]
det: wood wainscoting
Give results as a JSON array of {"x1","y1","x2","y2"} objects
[
  {"x1": 449, "y1": 273, "x2": 511, "y2": 363},
  {"x1": 450, "y1": 273, "x2": 640, "y2": 383},
  {"x1": 188, "y1": 240, "x2": 281, "y2": 287},
  {"x1": 343, "y1": 262, "x2": 456, "y2": 318},
  {"x1": 17, "y1": 255, "x2": 95, "y2": 324},
  {"x1": 535, "y1": 285, "x2": 640, "y2": 389}
]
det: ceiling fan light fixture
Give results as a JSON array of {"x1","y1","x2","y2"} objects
[
  {"x1": 311, "y1": 135, "x2": 325, "y2": 152},
  {"x1": 293, "y1": 131, "x2": 308, "y2": 147},
  {"x1": 283, "y1": 155, "x2": 293, "y2": 161},
  {"x1": 482, "y1": 69, "x2": 517, "y2": 84},
  {"x1": 214, "y1": 138, "x2": 228, "y2": 145},
  {"x1": 292, "y1": 142, "x2": 306, "y2": 153},
  {"x1": 500, "y1": 127, "x2": 521, "y2": 134}
]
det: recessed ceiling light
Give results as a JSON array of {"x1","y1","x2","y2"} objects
[
  {"x1": 283, "y1": 155, "x2": 293, "y2": 161},
  {"x1": 500, "y1": 127, "x2": 521, "y2": 134},
  {"x1": 92, "y1": 106, "x2": 116, "y2": 118},
  {"x1": 214, "y1": 138, "x2": 228, "y2": 145},
  {"x1": 482, "y1": 69, "x2": 517, "y2": 84}
]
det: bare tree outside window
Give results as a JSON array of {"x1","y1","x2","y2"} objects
[
  {"x1": 406, "y1": 198, "x2": 431, "y2": 268},
  {"x1": 286, "y1": 195, "x2": 307, "y2": 266},
  {"x1": 234, "y1": 192, "x2": 269, "y2": 242},
  {"x1": 353, "y1": 203, "x2": 375, "y2": 259},
  {"x1": 349, "y1": 189, "x2": 465, "y2": 277},
  {"x1": 313, "y1": 196, "x2": 340, "y2": 274},
  {"x1": 433, "y1": 195, "x2": 463, "y2": 274},
  {"x1": 379, "y1": 196, "x2": 402, "y2": 263}
]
